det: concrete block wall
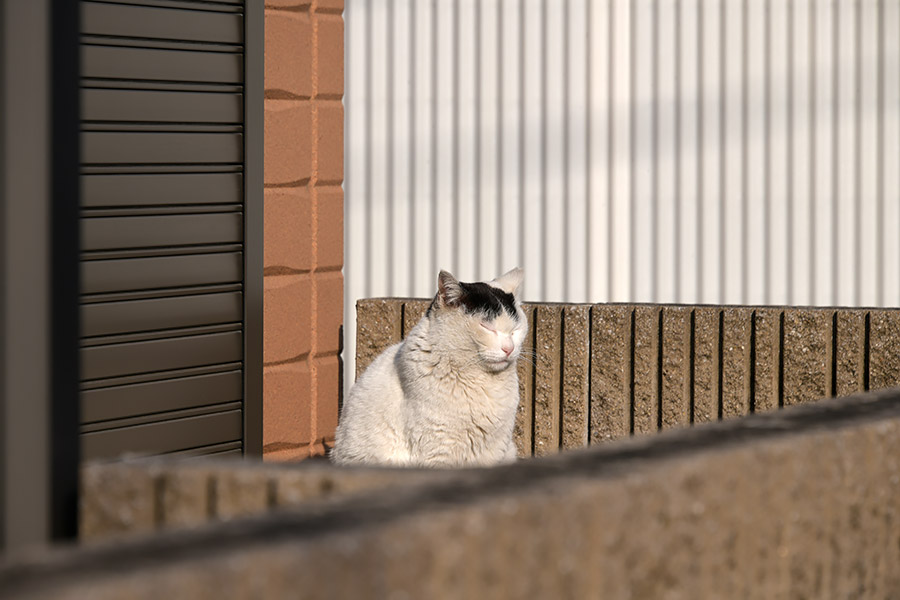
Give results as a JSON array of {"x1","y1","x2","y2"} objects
[
  {"x1": 5, "y1": 391, "x2": 900, "y2": 599},
  {"x1": 264, "y1": 0, "x2": 344, "y2": 460},
  {"x1": 356, "y1": 299, "x2": 900, "y2": 456},
  {"x1": 79, "y1": 460, "x2": 443, "y2": 543}
]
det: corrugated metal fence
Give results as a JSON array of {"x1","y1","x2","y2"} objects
[{"x1": 345, "y1": 0, "x2": 900, "y2": 385}]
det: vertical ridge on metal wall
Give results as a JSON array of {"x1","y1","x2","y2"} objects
[{"x1": 345, "y1": 0, "x2": 900, "y2": 391}]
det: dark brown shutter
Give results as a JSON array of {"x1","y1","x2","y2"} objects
[{"x1": 78, "y1": 0, "x2": 262, "y2": 460}]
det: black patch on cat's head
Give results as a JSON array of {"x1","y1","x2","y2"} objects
[{"x1": 457, "y1": 281, "x2": 519, "y2": 321}]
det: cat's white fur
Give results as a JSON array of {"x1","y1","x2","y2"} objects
[{"x1": 331, "y1": 268, "x2": 527, "y2": 467}]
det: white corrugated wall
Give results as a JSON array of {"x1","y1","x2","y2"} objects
[{"x1": 344, "y1": 0, "x2": 900, "y2": 386}]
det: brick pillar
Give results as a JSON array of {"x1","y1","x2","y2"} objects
[{"x1": 263, "y1": 0, "x2": 343, "y2": 460}]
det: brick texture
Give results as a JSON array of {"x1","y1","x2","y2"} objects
[
  {"x1": 264, "y1": 1, "x2": 343, "y2": 459},
  {"x1": 264, "y1": 187, "x2": 312, "y2": 272},
  {"x1": 265, "y1": 11, "x2": 311, "y2": 98}
]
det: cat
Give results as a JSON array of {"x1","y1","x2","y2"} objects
[{"x1": 331, "y1": 268, "x2": 528, "y2": 468}]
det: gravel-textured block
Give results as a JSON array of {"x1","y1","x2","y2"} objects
[
  {"x1": 692, "y1": 307, "x2": 721, "y2": 423},
  {"x1": 355, "y1": 299, "x2": 403, "y2": 378},
  {"x1": 514, "y1": 305, "x2": 536, "y2": 457},
  {"x1": 721, "y1": 308, "x2": 752, "y2": 418},
  {"x1": 533, "y1": 306, "x2": 562, "y2": 456},
  {"x1": 782, "y1": 308, "x2": 832, "y2": 406},
  {"x1": 661, "y1": 307, "x2": 691, "y2": 429},
  {"x1": 753, "y1": 308, "x2": 783, "y2": 413},
  {"x1": 561, "y1": 305, "x2": 590, "y2": 449},
  {"x1": 632, "y1": 306, "x2": 660, "y2": 434},
  {"x1": 589, "y1": 305, "x2": 633, "y2": 443}
]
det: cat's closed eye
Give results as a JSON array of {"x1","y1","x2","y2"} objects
[{"x1": 480, "y1": 322, "x2": 496, "y2": 333}]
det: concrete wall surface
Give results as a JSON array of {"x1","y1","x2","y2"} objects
[
  {"x1": 357, "y1": 299, "x2": 900, "y2": 457},
  {"x1": 2, "y1": 389, "x2": 899, "y2": 599}
]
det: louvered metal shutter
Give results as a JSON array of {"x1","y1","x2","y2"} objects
[{"x1": 78, "y1": 0, "x2": 262, "y2": 460}]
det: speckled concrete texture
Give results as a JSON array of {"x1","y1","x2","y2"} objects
[
  {"x1": 13, "y1": 392, "x2": 900, "y2": 599},
  {"x1": 160, "y1": 467, "x2": 211, "y2": 529},
  {"x1": 661, "y1": 306, "x2": 691, "y2": 429},
  {"x1": 869, "y1": 309, "x2": 900, "y2": 391},
  {"x1": 632, "y1": 306, "x2": 660, "y2": 434},
  {"x1": 354, "y1": 299, "x2": 402, "y2": 378},
  {"x1": 213, "y1": 470, "x2": 270, "y2": 519},
  {"x1": 533, "y1": 306, "x2": 562, "y2": 455},
  {"x1": 835, "y1": 309, "x2": 866, "y2": 396},
  {"x1": 753, "y1": 308, "x2": 782, "y2": 413},
  {"x1": 721, "y1": 307, "x2": 752, "y2": 418},
  {"x1": 401, "y1": 300, "x2": 429, "y2": 337},
  {"x1": 514, "y1": 306, "x2": 536, "y2": 457},
  {"x1": 80, "y1": 462, "x2": 158, "y2": 541},
  {"x1": 692, "y1": 307, "x2": 721, "y2": 423},
  {"x1": 589, "y1": 305, "x2": 632, "y2": 442},
  {"x1": 353, "y1": 301, "x2": 900, "y2": 459},
  {"x1": 561, "y1": 306, "x2": 590, "y2": 449},
  {"x1": 783, "y1": 308, "x2": 833, "y2": 406}
]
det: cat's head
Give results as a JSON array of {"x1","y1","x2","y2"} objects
[{"x1": 429, "y1": 268, "x2": 527, "y2": 373}]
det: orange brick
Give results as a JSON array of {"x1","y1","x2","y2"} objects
[
  {"x1": 315, "y1": 15, "x2": 343, "y2": 97},
  {"x1": 265, "y1": 187, "x2": 312, "y2": 272},
  {"x1": 315, "y1": 0, "x2": 344, "y2": 12},
  {"x1": 265, "y1": 11, "x2": 312, "y2": 98},
  {"x1": 266, "y1": 0, "x2": 311, "y2": 9},
  {"x1": 263, "y1": 362, "x2": 311, "y2": 447},
  {"x1": 264, "y1": 274, "x2": 312, "y2": 363},
  {"x1": 314, "y1": 355, "x2": 341, "y2": 440},
  {"x1": 314, "y1": 101, "x2": 343, "y2": 183},
  {"x1": 264, "y1": 444, "x2": 312, "y2": 462},
  {"x1": 265, "y1": 100, "x2": 311, "y2": 185},
  {"x1": 314, "y1": 186, "x2": 343, "y2": 270},
  {"x1": 315, "y1": 271, "x2": 343, "y2": 354}
]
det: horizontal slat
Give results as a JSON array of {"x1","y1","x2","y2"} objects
[
  {"x1": 82, "y1": 45, "x2": 242, "y2": 83},
  {"x1": 80, "y1": 362, "x2": 242, "y2": 391},
  {"x1": 81, "y1": 252, "x2": 242, "y2": 294},
  {"x1": 81, "y1": 400, "x2": 242, "y2": 432},
  {"x1": 81, "y1": 330, "x2": 242, "y2": 380},
  {"x1": 82, "y1": 291, "x2": 242, "y2": 337},
  {"x1": 82, "y1": 173, "x2": 242, "y2": 207},
  {"x1": 82, "y1": 1, "x2": 242, "y2": 44},
  {"x1": 81, "y1": 370, "x2": 241, "y2": 424},
  {"x1": 82, "y1": 131, "x2": 242, "y2": 164},
  {"x1": 166, "y1": 441, "x2": 243, "y2": 459},
  {"x1": 81, "y1": 323, "x2": 240, "y2": 348},
  {"x1": 81, "y1": 409, "x2": 243, "y2": 460},
  {"x1": 82, "y1": 213, "x2": 242, "y2": 251},
  {"x1": 90, "y1": 0, "x2": 243, "y2": 12},
  {"x1": 82, "y1": 89, "x2": 242, "y2": 123}
]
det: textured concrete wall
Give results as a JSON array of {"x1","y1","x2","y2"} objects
[
  {"x1": 357, "y1": 299, "x2": 900, "y2": 457},
  {"x1": 4, "y1": 391, "x2": 900, "y2": 599},
  {"x1": 264, "y1": 0, "x2": 344, "y2": 460},
  {"x1": 79, "y1": 459, "x2": 443, "y2": 543}
]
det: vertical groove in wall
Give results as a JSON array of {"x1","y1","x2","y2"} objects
[
  {"x1": 749, "y1": 310, "x2": 757, "y2": 413},
  {"x1": 689, "y1": 308, "x2": 696, "y2": 424},
  {"x1": 717, "y1": 309, "x2": 724, "y2": 420},
  {"x1": 778, "y1": 310, "x2": 785, "y2": 408},
  {"x1": 629, "y1": 308, "x2": 636, "y2": 435},
  {"x1": 344, "y1": 0, "x2": 899, "y2": 392},
  {"x1": 864, "y1": 311, "x2": 871, "y2": 392}
]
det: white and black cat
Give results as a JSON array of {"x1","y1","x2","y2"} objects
[{"x1": 331, "y1": 268, "x2": 527, "y2": 467}]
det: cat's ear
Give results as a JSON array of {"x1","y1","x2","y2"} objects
[
  {"x1": 436, "y1": 270, "x2": 463, "y2": 308},
  {"x1": 490, "y1": 267, "x2": 523, "y2": 298}
]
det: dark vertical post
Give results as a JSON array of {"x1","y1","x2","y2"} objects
[
  {"x1": 243, "y1": 0, "x2": 265, "y2": 457},
  {"x1": 49, "y1": 0, "x2": 81, "y2": 540},
  {"x1": 1, "y1": 0, "x2": 79, "y2": 553}
]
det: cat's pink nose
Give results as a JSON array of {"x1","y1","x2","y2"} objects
[{"x1": 501, "y1": 339, "x2": 514, "y2": 356}]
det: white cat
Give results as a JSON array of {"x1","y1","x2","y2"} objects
[{"x1": 331, "y1": 268, "x2": 528, "y2": 468}]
